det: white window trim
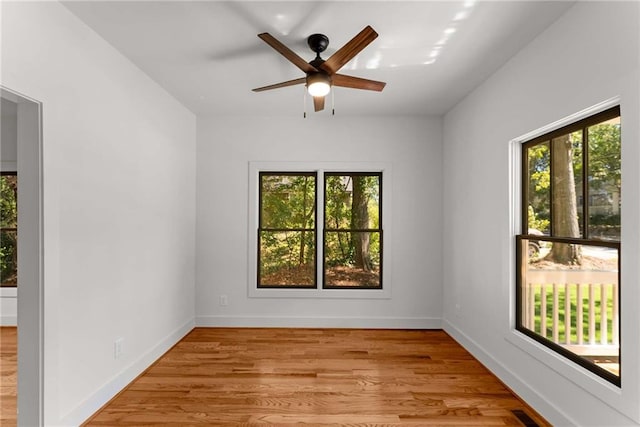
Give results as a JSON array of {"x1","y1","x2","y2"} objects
[
  {"x1": 505, "y1": 97, "x2": 640, "y2": 418},
  {"x1": 248, "y1": 161, "x2": 392, "y2": 300}
]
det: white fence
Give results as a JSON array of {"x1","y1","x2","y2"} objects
[{"x1": 523, "y1": 270, "x2": 618, "y2": 356}]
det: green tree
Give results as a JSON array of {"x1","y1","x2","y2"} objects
[
  {"x1": 1, "y1": 175, "x2": 18, "y2": 285},
  {"x1": 351, "y1": 175, "x2": 372, "y2": 271},
  {"x1": 527, "y1": 120, "x2": 621, "y2": 265},
  {"x1": 260, "y1": 174, "x2": 315, "y2": 282},
  {"x1": 546, "y1": 134, "x2": 582, "y2": 264}
]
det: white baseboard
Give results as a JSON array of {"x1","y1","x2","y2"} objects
[
  {"x1": 196, "y1": 315, "x2": 441, "y2": 329},
  {"x1": 60, "y1": 317, "x2": 195, "y2": 426},
  {"x1": 442, "y1": 319, "x2": 574, "y2": 426},
  {"x1": 1, "y1": 315, "x2": 17, "y2": 326}
]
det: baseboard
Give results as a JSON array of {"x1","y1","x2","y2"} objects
[
  {"x1": 196, "y1": 315, "x2": 441, "y2": 329},
  {"x1": 1, "y1": 315, "x2": 17, "y2": 326},
  {"x1": 442, "y1": 319, "x2": 574, "y2": 426},
  {"x1": 59, "y1": 317, "x2": 195, "y2": 426}
]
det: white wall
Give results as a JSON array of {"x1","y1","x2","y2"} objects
[
  {"x1": 443, "y1": 2, "x2": 640, "y2": 426},
  {"x1": 1, "y1": 97, "x2": 18, "y2": 325},
  {"x1": 1, "y1": 97, "x2": 18, "y2": 170},
  {"x1": 1, "y1": 2, "x2": 197, "y2": 425},
  {"x1": 196, "y1": 115, "x2": 443, "y2": 329}
]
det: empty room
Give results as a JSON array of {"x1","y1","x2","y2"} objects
[{"x1": 1, "y1": 1, "x2": 639, "y2": 425}]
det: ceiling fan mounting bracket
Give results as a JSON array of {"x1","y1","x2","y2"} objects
[{"x1": 307, "y1": 33, "x2": 329, "y2": 55}]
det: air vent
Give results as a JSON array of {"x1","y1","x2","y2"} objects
[{"x1": 511, "y1": 409, "x2": 540, "y2": 427}]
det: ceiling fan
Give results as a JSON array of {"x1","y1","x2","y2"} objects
[{"x1": 252, "y1": 25, "x2": 386, "y2": 113}]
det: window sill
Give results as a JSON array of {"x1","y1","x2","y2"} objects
[
  {"x1": 0, "y1": 287, "x2": 17, "y2": 297},
  {"x1": 249, "y1": 287, "x2": 391, "y2": 300},
  {"x1": 505, "y1": 329, "x2": 640, "y2": 422}
]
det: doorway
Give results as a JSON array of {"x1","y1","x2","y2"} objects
[{"x1": 0, "y1": 87, "x2": 44, "y2": 426}]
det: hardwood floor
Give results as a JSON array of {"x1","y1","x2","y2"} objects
[
  {"x1": 84, "y1": 328, "x2": 549, "y2": 426},
  {"x1": 0, "y1": 327, "x2": 17, "y2": 427}
]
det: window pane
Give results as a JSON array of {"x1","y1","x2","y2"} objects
[
  {"x1": 551, "y1": 131, "x2": 583, "y2": 238},
  {"x1": 259, "y1": 230, "x2": 315, "y2": 287},
  {"x1": 588, "y1": 116, "x2": 621, "y2": 241},
  {"x1": 1, "y1": 174, "x2": 17, "y2": 287},
  {"x1": 325, "y1": 174, "x2": 380, "y2": 229},
  {"x1": 260, "y1": 174, "x2": 315, "y2": 229},
  {"x1": 526, "y1": 142, "x2": 550, "y2": 235},
  {"x1": 324, "y1": 231, "x2": 381, "y2": 288},
  {"x1": 519, "y1": 237, "x2": 619, "y2": 381}
]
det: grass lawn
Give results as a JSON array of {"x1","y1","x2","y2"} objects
[{"x1": 531, "y1": 283, "x2": 615, "y2": 344}]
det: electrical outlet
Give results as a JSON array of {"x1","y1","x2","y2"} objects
[
  {"x1": 219, "y1": 295, "x2": 228, "y2": 306},
  {"x1": 114, "y1": 338, "x2": 124, "y2": 359}
]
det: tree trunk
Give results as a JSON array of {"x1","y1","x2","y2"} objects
[
  {"x1": 546, "y1": 134, "x2": 582, "y2": 265},
  {"x1": 351, "y1": 176, "x2": 372, "y2": 271},
  {"x1": 299, "y1": 177, "x2": 311, "y2": 265}
]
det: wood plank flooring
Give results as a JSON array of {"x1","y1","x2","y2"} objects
[
  {"x1": 84, "y1": 328, "x2": 549, "y2": 426},
  {"x1": 0, "y1": 327, "x2": 17, "y2": 427}
]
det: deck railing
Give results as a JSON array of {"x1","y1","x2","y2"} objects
[
  {"x1": 517, "y1": 235, "x2": 620, "y2": 382},
  {"x1": 522, "y1": 270, "x2": 618, "y2": 356}
]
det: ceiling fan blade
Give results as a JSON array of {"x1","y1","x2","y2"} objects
[
  {"x1": 332, "y1": 74, "x2": 386, "y2": 91},
  {"x1": 258, "y1": 33, "x2": 318, "y2": 74},
  {"x1": 252, "y1": 77, "x2": 306, "y2": 92},
  {"x1": 320, "y1": 25, "x2": 378, "y2": 75},
  {"x1": 313, "y1": 96, "x2": 325, "y2": 112}
]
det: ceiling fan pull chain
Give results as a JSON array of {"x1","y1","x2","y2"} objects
[
  {"x1": 332, "y1": 89, "x2": 335, "y2": 116},
  {"x1": 303, "y1": 86, "x2": 307, "y2": 118}
]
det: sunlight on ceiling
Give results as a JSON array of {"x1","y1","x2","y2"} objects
[{"x1": 424, "y1": 0, "x2": 477, "y2": 66}]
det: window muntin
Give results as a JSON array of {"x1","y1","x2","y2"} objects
[
  {"x1": 1, "y1": 172, "x2": 17, "y2": 288},
  {"x1": 258, "y1": 172, "x2": 317, "y2": 288},
  {"x1": 324, "y1": 173, "x2": 382, "y2": 289},
  {"x1": 517, "y1": 106, "x2": 621, "y2": 386}
]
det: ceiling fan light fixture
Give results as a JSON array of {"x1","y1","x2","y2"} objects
[{"x1": 307, "y1": 73, "x2": 331, "y2": 97}]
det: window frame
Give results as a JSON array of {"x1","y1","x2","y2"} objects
[
  {"x1": 257, "y1": 171, "x2": 318, "y2": 289},
  {"x1": 323, "y1": 172, "x2": 383, "y2": 290},
  {"x1": 516, "y1": 105, "x2": 621, "y2": 386},
  {"x1": 521, "y1": 106, "x2": 621, "y2": 239},
  {"x1": 248, "y1": 162, "x2": 392, "y2": 300}
]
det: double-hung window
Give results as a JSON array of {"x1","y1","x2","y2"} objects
[
  {"x1": 516, "y1": 106, "x2": 621, "y2": 385},
  {"x1": 258, "y1": 172, "x2": 317, "y2": 288},
  {"x1": 324, "y1": 172, "x2": 382, "y2": 289},
  {"x1": 255, "y1": 167, "x2": 384, "y2": 291}
]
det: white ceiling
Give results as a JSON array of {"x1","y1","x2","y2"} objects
[{"x1": 63, "y1": 1, "x2": 574, "y2": 117}]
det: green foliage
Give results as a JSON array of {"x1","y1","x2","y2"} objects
[
  {"x1": 528, "y1": 143, "x2": 550, "y2": 192},
  {"x1": 324, "y1": 175, "x2": 380, "y2": 268},
  {"x1": 590, "y1": 213, "x2": 620, "y2": 226},
  {"x1": 1, "y1": 176, "x2": 17, "y2": 228},
  {"x1": 527, "y1": 143, "x2": 551, "y2": 233},
  {"x1": 528, "y1": 205, "x2": 549, "y2": 233},
  {"x1": 259, "y1": 173, "x2": 381, "y2": 284},
  {"x1": 588, "y1": 122, "x2": 621, "y2": 190},
  {"x1": 1, "y1": 175, "x2": 17, "y2": 285},
  {"x1": 260, "y1": 175, "x2": 316, "y2": 279},
  {"x1": 526, "y1": 121, "x2": 621, "y2": 234}
]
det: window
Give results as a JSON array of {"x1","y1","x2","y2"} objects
[
  {"x1": 256, "y1": 169, "x2": 383, "y2": 291},
  {"x1": 324, "y1": 173, "x2": 382, "y2": 289},
  {"x1": 258, "y1": 172, "x2": 317, "y2": 288},
  {"x1": 1, "y1": 172, "x2": 17, "y2": 287},
  {"x1": 516, "y1": 106, "x2": 621, "y2": 385}
]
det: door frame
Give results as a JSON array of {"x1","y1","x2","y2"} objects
[{"x1": 1, "y1": 86, "x2": 44, "y2": 426}]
